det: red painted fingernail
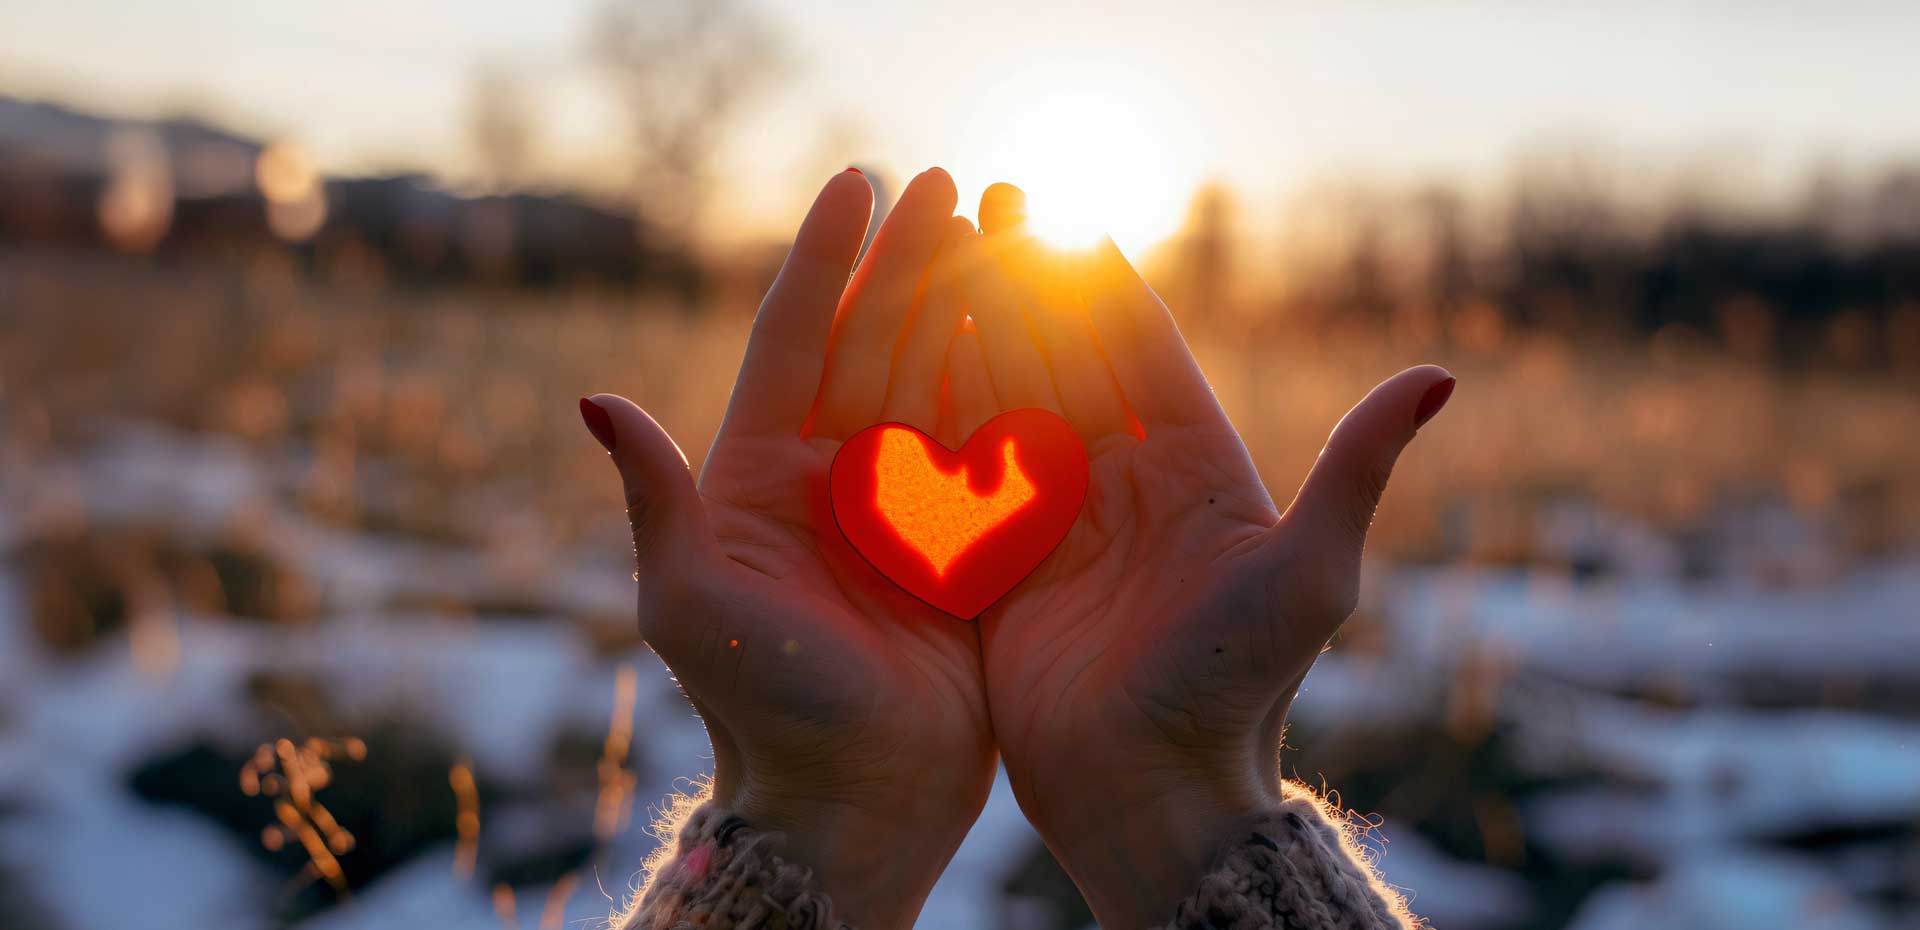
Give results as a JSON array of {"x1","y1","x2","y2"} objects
[
  {"x1": 844, "y1": 166, "x2": 863, "y2": 176},
  {"x1": 1414, "y1": 377, "x2": 1456, "y2": 429},
  {"x1": 580, "y1": 397, "x2": 616, "y2": 452}
]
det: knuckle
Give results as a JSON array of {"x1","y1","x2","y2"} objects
[
  {"x1": 1338, "y1": 456, "x2": 1395, "y2": 540},
  {"x1": 634, "y1": 571, "x2": 702, "y2": 648},
  {"x1": 1278, "y1": 552, "x2": 1360, "y2": 622},
  {"x1": 1317, "y1": 577, "x2": 1362, "y2": 621},
  {"x1": 626, "y1": 486, "x2": 670, "y2": 558}
]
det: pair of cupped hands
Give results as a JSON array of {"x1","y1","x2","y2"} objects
[{"x1": 578, "y1": 168, "x2": 1454, "y2": 929}]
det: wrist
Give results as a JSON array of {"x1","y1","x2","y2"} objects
[
  {"x1": 722, "y1": 772, "x2": 991, "y2": 930},
  {"x1": 1026, "y1": 764, "x2": 1277, "y2": 929}
]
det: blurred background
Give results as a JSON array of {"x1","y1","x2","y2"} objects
[{"x1": 2, "y1": 1, "x2": 1917, "y2": 928}]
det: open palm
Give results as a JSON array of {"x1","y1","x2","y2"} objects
[
  {"x1": 951, "y1": 185, "x2": 1455, "y2": 926},
  {"x1": 585, "y1": 168, "x2": 997, "y2": 929},
  {"x1": 589, "y1": 173, "x2": 1453, "y2": 929}
]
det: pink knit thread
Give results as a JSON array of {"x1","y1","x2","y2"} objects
[
  {"x1": 679, "y1": 840, "x2": 714, "y2": 883},
  {"x1": 615, "y1": 803, "x2": 847, "y2": 930}
]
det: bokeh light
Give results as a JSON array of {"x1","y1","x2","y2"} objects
[
  {"x1": 257, "y1": 139, "x2": 327, "y2": 241},
  {"x1": 97, "y1": 127, "x2": 173, "y2": 252}
]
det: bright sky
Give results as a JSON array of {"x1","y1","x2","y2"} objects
[{"x1": 4, "y1": 0, "x2": 1917, "y2": 249}]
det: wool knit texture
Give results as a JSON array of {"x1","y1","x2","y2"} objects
[
  {"x1": 619, "y1": 782, "x2": 1416, "y2": 930},
  {"x1": 618, "y1": 801, "x2": 849, "y2": 930},
  {"x1": 1154, "y1": 784, "x2": 1418, "y2": 930}
]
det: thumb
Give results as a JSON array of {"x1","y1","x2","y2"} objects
[
  {"x1": 579, "y1": 394, "x2": 713, "y2": 572},
  {"x1": 1282, "y1": 366, "x2": 1454, "y2": 566}
]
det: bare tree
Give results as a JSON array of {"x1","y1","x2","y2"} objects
[
  {"x1": 589, "y1": 0, "x2": 781, "y2": 253},
  {"x1": 1173, "y1": 181, "x2": 1238, "y2": 326},
  {"x1": 801, "y1": 113, "x2": 884, "y2": 256},
  {"x1": 467, "y1": 62, "x2": 538, "y2": 190}
]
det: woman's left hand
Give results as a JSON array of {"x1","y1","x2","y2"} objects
[
  {"x1": 587, "y1": 168, "x2": 997, "y2": 930},
  {"x1": 953, "y1": 185, "x2": 1455, "y2": 929}
]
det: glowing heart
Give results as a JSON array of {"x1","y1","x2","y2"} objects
[{"x1": 830, "y1": 409, "x2": 1089, "y2": 619}]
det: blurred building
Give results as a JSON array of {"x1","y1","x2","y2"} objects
[{"x1": 0, "y1": 96, "x2": 696, "y2": 293}]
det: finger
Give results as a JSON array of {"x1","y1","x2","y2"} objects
[
  {"x1": 881, "y1": 216, "x2": 976, "y2": 434},
  {"x1": 1010, "y1": 239, "x2": 1133, "y2": 440},
  {"x1": 1280, "y1": 366, "x2": 1455, "y2": 571},
  {"x1": 809, "y1": 167, "x2": 960, "y2": 439},
  {"x1": 943, "y1": 321, "x2": 998, "y2": 445},
  {"x1": 979, "y1": 181, "x2": 1026, "y2": 235},
  {"x1": 581, "y1": 394, "x2": 714, "y2": 574},
  {"x1": 719, "y1": 170, "x2": 873, "y2": 439},
  {"x1": 1082, "y1": 236, "x2": 1223, "y2": 427},
  {"x1": 585, "y1": 395, "x2": 750, "y2": 679},
  {"x1": 962, "y1": 187, "x2": 1062, "y2": 415},
  {"x1": 964, "y1": 236, "x2": 1062, "y2": 414}
]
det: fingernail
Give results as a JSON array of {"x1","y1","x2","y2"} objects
[
  {"x1": 579, "y1": 397, "x2": 616, "y2": 452},
  {"x1": 844, "y1": 166, "x2": 863, "y2": 176},
  {"x1": 1414, "y1": 377, "x2": 1456, "y2": 429}
]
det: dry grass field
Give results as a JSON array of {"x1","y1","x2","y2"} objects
[
  {"x1": 3, "y1": 244, "x2": 1918, "y2": 929},
  {"x1": 8, "y1": 246, "x2": 1915, "y2": 577}
]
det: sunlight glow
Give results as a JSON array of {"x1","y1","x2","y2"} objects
[{"x1": 964, "y1": 60, "x2": 1204, "y2": 254}]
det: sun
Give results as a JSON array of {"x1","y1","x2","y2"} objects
[{"x1": 962, "y1": 61, "x2": 1202, "y2": 255}]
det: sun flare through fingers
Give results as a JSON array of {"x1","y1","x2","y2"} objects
[{"x1": 963, "y1": 60, "x2": 1201, "y2": 254}]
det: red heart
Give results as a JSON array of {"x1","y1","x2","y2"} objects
[{"x1": 829, "y1": 409, "x2": 1089, "y2": 619}]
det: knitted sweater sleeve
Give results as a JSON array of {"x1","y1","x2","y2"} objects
[
  {"x1": 618, "y1": 782, "x2": 1416, "y2": 930},
  {"x1": 1155, "y1": 783, "x2": 1420, "y2": 930},
  {"x1": 615, "y1": 797, "x2": 849, "y2": 930}
]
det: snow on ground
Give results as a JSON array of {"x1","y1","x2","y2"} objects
[
  {"x1": 923, "y1": 770, "x2": 1042, "y2": 930},
  {"x1": 291, "y1": 850, "x2": 499, "y2": 930},
  {"x1": 1565, "y1": 850, "x2": 1880, "y2": 930},
  {"x1": 1288, "y1": 550, "x2": 1920, "y2": 926},
  {"x1": 1523, "y1": 696, "x2": 1920, "y2": 848},
  {"x1": 3, "y1": 421, "x2": 1916, "y2": 928},
  {"x1": 0, "y1": 747, "x2": 276, "y2": 930},
  {"x1": 1379, "y1": 563, "x2": 1920, "y2": 698},
  {"x1": 0, "y1": 600, "x2": 655, "y2": 923},
  {"x1": 1358, "y1": 821, "x2": 1533, "y2": 928}
]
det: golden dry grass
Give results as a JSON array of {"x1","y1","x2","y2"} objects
[{"x1": 4, "y1": 246, "x2": 1915, "y2": 580}]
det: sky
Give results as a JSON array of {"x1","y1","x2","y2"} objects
[{"x1": 3, "y1": 0, "x2": 1917, "y2": 247}]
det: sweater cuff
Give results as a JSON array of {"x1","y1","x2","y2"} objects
[
  {"x1": 1158, "y1": 785, "x2": 1420, "y2": 930},
  {"x1": 618, "y1": 800, "x2": 851, "y2": 930}
]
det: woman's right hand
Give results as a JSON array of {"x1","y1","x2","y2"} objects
[
  {"x1": 955, "y1": 185, "x2": 1448, "y2": 929},
  {"x1": 581, "y1": 168, "x2": 995, "y2": 930}
]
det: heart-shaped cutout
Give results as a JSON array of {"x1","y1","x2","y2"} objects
[{"x1": 829, "y1": 409, "x2": 1089, "y2": 619}]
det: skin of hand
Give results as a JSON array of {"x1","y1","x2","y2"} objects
[
  {"x1": 947, "y1": 183, "x2": 1457, "y2": 928},
  {"x1": 579, "y1": 168, "x2": 998, "y2": 930}
]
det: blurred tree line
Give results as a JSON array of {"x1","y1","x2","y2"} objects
[
  {"x1": 3, "y1": 0, "x2": 1915, "y2": 361},
  {"x1": 1160, "y1": 153, "x2": 1920, "y2": 368}
]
